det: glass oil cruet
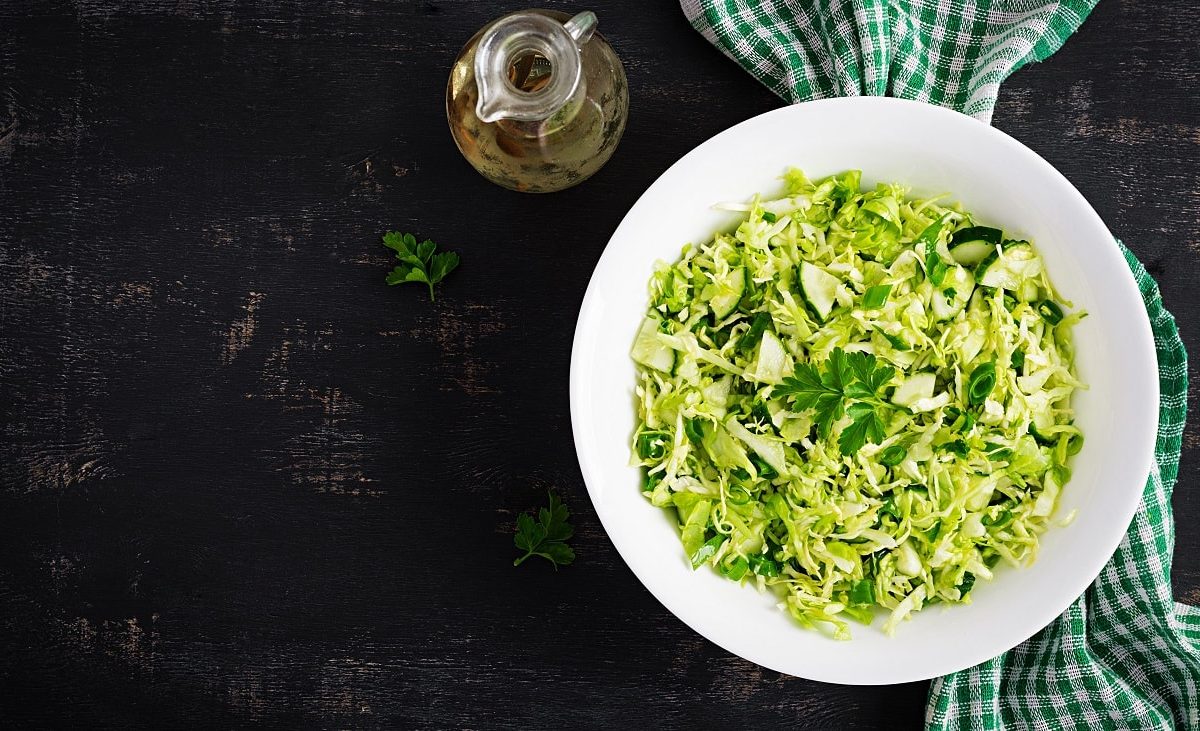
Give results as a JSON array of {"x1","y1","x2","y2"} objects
[{"x1": 446, "y1": 10, "x2": 629, "y2": 193}]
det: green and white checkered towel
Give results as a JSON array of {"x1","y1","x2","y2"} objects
[
  {"x1": 682, "y1": 2, "x2": 1200, "y2": 728},
  {"x1": 681, "y1": 0, "x2": 1095, "y2": 122},
  {"x1": 928, "y1": 245, "x2": 1200, "y2": 729}
]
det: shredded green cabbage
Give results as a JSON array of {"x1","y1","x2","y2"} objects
[{"x1": 631, "y1": 168, "x2": 1086, "y2": 638}]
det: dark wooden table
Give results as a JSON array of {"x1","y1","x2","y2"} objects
[{"x1": 1, "y1": 1, "x2": 1197, "y2": 727}]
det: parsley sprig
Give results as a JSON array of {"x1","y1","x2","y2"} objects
[
  {"x1": 513, "y1": 493, "x2": 575, "y2": 569},
  {"x1": 774, "y1": 348, "x2": 896, "y2": 455},
  {"x1": 382, "y1": 231, "x2": 460, "y2": 301}
]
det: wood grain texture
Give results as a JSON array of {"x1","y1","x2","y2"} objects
[{"x1": 0, "y1": 0, "x2": 1196, "y2": 727}]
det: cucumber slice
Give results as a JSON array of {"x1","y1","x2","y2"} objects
[
  {"x1": 892, "y1": 372, "x2": 936, "y2": 409},
  {"x1": 1017, "y1": 278, "x2": 1040, "y2": 303},
  {"x1": 977, "y1": 242, "x2": 1042, "y2": 290},
  {"x1": 631, "y1": 317, "x2": 676, "y2": 373},
  {"x1": 799, "y1": 261, "x2": 839, "y2": 322},
  {"x1": 703, "y1": 422, "x2": 756, "y2": 474},
  {"x1": 930, "y1": 265, "x2": 976, "y2": 321},
  {"x1": 725, "y1": 418, "x2": 788, "y2": 476},
  {"x1": 704, "y1": 266, "x2": 746, "y2": 319},
  {"x1": 949, "y1": 226, "x2": 1002, "y2": 266},
  {"x1": 751, "y1": 330, "x2": 792, "y2": 384},
  {"x1": 949, "y1": 241, "x2": 995, "y2": 266}
]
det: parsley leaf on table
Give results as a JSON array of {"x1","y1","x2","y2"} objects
[
  {"x1": 774, "y1": 347, "x2": 895, "y2": 455},
  {"x1": 513, "y1": 493, "x2": 575, "y2": 569},
  {"x1": 382, "y1": 231, "x2": 460, "y2": 301}
]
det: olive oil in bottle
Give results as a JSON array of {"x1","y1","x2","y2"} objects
[{"x1": 446, "y1": 10, "x2": 629, "y2": 193}]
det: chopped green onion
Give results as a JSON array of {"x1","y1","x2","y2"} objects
[
  {"x1": 690, "y1": 534, "x2": 725, "y2": 568},
  {"x1": 761, "y1": 211, "x2": 777, "y2": 223},
  {"x1": 984, "y1": 442, "x2": 1013, "y2": 461},
  {"x1": 1064, "y1": 432, "x2": 1084, "y2": 456},
  {"x1": 939, "y1": 440, "x2": 969, "y2": 457},
  {"x1": 684, "y1": 418, "x2": 706, "y2": 444},
  {"x1": 862, "y1": 284, "x2": 893, "y2": 309},
  {"x1": 967, "y1": 362, "x2": 997, "y2": 406},
  {"x1": 849, "y1": 579, "x2": 875, "y2": 605},
  {"x1": 737, "y1": 312, "x2": 772, "y2": 354},
  {"x1": 983, "y1": 508, "x2": 1012, "y2": 527},
  {"x1": 727, "y1": 484, "x2": 752, "y2": 505},
  {"x1": 747, "y1": 552, "x2": 781, "y2": 577},
  {"x1": 879, "y1": 445, "x2": 907, "y2": 466},
  {"x1": 883, "y1": 332, "x2": 910, "y2": 351},
  {"x1": 925, "y1": 519, "x2": 942, "y2": 541},
  {"x1": 635, "y1": 430, "x2": 668, "y2": 460},
  {"x1": 1037, "y1": 299, "x2": 1064, "y2": 325},
  {"x1": 929, "y1": 254, "x2": 949, "y2": 286},
  {"x1": 719, "y1": 556, "x2": 749, "y2": 580},
  {"x1": 751, "y1": 455, "x2": 777, "y2": 480}
]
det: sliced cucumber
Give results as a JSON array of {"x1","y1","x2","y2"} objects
[
  {"x1": 725, "y1": 418, "x2": 788, "y2": 476},
  {"x1": 1017, "y1": 278, "x2": 1040, "y2": 303},
  {"x1": 630, "y1": 317, "x2": 676, "y2": 373},
  {"x1": 892, "y1": 372, "x2": 936, "y2": 409},
  {"x1": 751, "y1": 330, "x2": 792, "y2": 384},
  {"x1": 703, "y1": 266, "x2": 746, "y2": 319},
  {"x1": 949, "y1": 226, "x2": 1002, "y2": 266},
  {"x1": 930, "y1": 265, "x2": 976, "y2": 321},
  {"x1": 949, "y1": 241, "x2": 995, "y2": 266},
  {"x1": 799, "y1": 261, "x2": 840, "y2": 322},
  {"x1": 704, "y1": 422, "x2": 756, "y2": 474},
  {"x1": 977, "y1": 242, "x2": 1042, "y2": 290}
]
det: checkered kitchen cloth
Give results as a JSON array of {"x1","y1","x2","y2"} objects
[
  {"x1": 682, "y1": 3, "x2": 1200, "y2": 728},
  {"x1": 682, "y1": 0, "x2": 1094, "y2": 122}
]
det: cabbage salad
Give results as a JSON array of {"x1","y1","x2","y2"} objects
[{"x1": 631, "y1": 169, "x2": 1085, "y2": 638}]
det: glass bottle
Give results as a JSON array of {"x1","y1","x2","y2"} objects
[{"x1": 446, "y1": 10, "x2": 629, "y2": 193}]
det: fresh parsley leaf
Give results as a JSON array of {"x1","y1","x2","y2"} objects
[
  {"x1": 844, "y1": 350, "x2": 894, "y2": 399},
  {"x1": 513, "y1": 493, "x2": 575, "y2": 569},
  {"x1": 839, "y1": 401, "x2": 886, "y2": 455},
  {"x1": 825, "y1": 348, "x2": 853, "y2": 394},
  {"x1": 776, "y1": 347, "x2": 895, "y2": 455},
  {"x1": 775, "y1": 362, "x2": 844, "y2": 438},
  {"x1": 382, "y1": 231, "x2": 460, "y2": 301}
]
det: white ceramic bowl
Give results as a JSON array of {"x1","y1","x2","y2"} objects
[{"x1": 570, "y1": 98, "x2": 1158, "y2": 685}]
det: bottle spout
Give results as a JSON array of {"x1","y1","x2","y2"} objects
[
  {"x1": 475, "y1": 77, "x2": 509, "y2": 123},
  {"x1": 563, "y1": 11, "x2": 597, "y2": 46}
]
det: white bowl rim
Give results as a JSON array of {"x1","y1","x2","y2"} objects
[{"x1": 569, "y1": 97, "x2": 1158, "y2": 685}]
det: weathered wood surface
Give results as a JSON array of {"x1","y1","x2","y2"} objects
[{"x1": 0, "y1": 0, "x2": 1197, "y2": 727}]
